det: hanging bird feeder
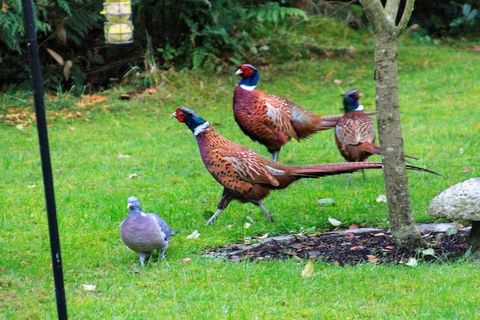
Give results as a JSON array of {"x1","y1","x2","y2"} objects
[{"x1": 102, "y1": 0, "x2": 134, "y2": 44}]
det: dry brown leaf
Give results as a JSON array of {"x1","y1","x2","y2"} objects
[
  {"x1": 366, "y1": 255, "x2": 378, "y2": 264},
  {"x1": 145, "y1": 87, "x2": 157, "y2": 94},
  {"x1": 350, "y1": 245, "x2": 365, "y2": 251},
  {"x1": 348, "y1": 224, "x2": 359, "y2": 230},
  {"x1": 182, "y1": 257, "x2": 191, "y2": 263}
]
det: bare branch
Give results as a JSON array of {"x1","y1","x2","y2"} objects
[
  {"x1": 359, "y1": 0, "x2": 392, "y2": 34},
  {"x1": 394, "y1": 0, "x2": 415, "y2": 37},
  {"x1": 385, "y1": 0, "x2": 400, "y2": 24}
]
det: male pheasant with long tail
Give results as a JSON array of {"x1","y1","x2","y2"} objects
[
  {"x1": 233, "y1": 64, "x2": 343, "y2": 161},
  {"x1": 335, "y1": 89, "x2": 381, "y2": 163},
  {"x1": 173, "y1": 107, "x2": 434, "y2": 225}
]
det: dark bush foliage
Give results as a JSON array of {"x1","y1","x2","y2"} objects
[{"x1": 0, "y1": 0, "x2": 306, "y2": 92}]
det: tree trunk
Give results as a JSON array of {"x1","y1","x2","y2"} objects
[{"x1": 374, "y1": 34, "x2": 421, "y2": 246}]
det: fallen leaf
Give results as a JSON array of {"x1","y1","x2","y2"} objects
[
  {"x1": 186, "y1": 230, "x2": 200, "y2": 240},
  {"x1": 301, "y1": 260, "x2": 315, "y2": 278},
  {"x1": 405, "y1": 257, "x2": 418, "y2": 267},
  {"x1": 422, "y1": 248, "x2": 435, "y2": 256},
  {"x1": 145, "y1": 87, "x2": 157, "y2": 95},
  {"x1": 459, "y1": 147, "x2": 464, "y2": 154},
  {"x1": 182, "y1": 257, "x2": 191, "y2": 263},
  {"x1": 333, "y1": 79, "x2": 343, "y2": 85},
  {"x1": 80, "y1": 284, "x2": 96, "y2": 291},
  {"x1": 328, "y1": 217, "x2": 342, "y2": 227},
  {"x1": 350, "y1": 245, "x2": 365, "y2": 251},
  {"x1": 376, "y1": 194, "x2": 387, "y2": 203},
  {"x1": 128, "y1": 173, "x2": 138, "y2": 179},
  {"x1": 117, "y1": 153, "x2": 131, "y2": 159},
  {"x1": 318, "y1": 198, "x2": 335, "y2": 206},
  {"x1": 244, "y1": 222, "x2": 251, "y2": 229},
  {"x1": 258, "y1": 233, "x2": 269, "y2": 239},
  {"x1": 472, "y1": 45, "x2": 480, "y2": 52},
  {"x1": 463, "y1": 167, "x2": 472, "y2": 173},
  {"x1": 367, "y1": 255, "x2": 378, "y2": 264},
  {"x1": 69, "y1": 127, "x2": 76, "y2": 131},
  {"x1": 27, "y1": 184, "x2": 36, "y2": 189},
  {"x1": 348, "y1": 224, "x2": 359, "y2": 230},
  {"x1": 133, "y1": 268, "x2": 142, "y2": 274},
  {"x1": 119, "y1": 93, "x2": 131, "y2": 100},
  {"x1": 16, "y1": 124, "x2": 24, "y2": 130},
  {"x1": 373, "y1": 232, "x2": 386, "y2": 237}
]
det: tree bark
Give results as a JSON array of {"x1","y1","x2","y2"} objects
[
  {"x1": 374, "y1": 35, "x2": 421, "y2": 246},
  {"x1": 360, "y1": 0, "x2": 421, "y2": 246}
]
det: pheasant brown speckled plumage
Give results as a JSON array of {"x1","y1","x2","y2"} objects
[
  {"x1": 173, "y1": 107, "x2": 393, "y2": 224},
  {"x1": 335, "y1": 89, "x2": 381, "y2": 163},
  {"x1": 233, "y1": 64, "x2": 342, "y2": 161}
]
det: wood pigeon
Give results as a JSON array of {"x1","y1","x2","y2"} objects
[{"x1": 120, "y1": 197, "x2": 172, "y2": 265}]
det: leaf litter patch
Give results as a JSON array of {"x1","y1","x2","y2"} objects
[{"x1": 205, "y1": 224, "x2": 470, "y2": 265}]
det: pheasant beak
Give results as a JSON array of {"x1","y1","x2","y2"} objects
[
  {"x1": 170, "y1": 112, "x2": 177, "y2": 118},
  {"x1": 235, "y1": 69, "x2": 243, "y2": 76}
]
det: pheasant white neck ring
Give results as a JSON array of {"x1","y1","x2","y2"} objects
[
  {"x1": 355, "y1": 104, "x2": 364, "y2": 111},
  {"x1": 194, "y1": 121, "x2": 210, "y2": 136},
  {"x1": 239, "y1": 84, "x2": 256, "y2": 91}
]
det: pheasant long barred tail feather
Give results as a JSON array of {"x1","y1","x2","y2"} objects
[{"x1": 289, "y1": 161, "x2": 384, "y2": 178}]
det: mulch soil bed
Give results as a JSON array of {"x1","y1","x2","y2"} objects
[{"x1": 206, "y1": 227, "x2": 469, "y2": 265}]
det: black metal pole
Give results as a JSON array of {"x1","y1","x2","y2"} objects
[{"x1": 21, "y1": 0, "x2": 68, "y2": 318}]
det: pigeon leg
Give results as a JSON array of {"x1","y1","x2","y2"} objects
[
  {"x1": 207, "y1": 191, "x2": 233, "y2": 225},
  {"x1": 139, "y1": 252, "x2": 148, "y2": 266},
  {"x1": 271, "y1": 151, "x2": 280, "y2": 162},
  {"x1": 256, "y1": 200, "x2": 274, "y2": 222},
  {"x1": 160, "y1": 247, "x2": 167, "y2": 259}
]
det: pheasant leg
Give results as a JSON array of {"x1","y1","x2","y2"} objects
[{"x1": 207, "y1": 192, "x2": 233, "y2": 225}]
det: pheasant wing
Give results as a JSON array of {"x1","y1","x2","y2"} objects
[
  {"x1": 336, "y1": 115, "x2": 375, "y2": 145},
  {"x1": 218, "y1": 146, "x2": 280, "y2": 186},
  {"x1": 263, "y1": 94, "x2": 299, "y2": 140}
]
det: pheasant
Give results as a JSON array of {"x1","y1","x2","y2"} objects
[
  {"x1": 233, "y1": 64, "x2": 343, "y2": 161},
  {"x1": 172, "y1": 107, "x2": 434, "y2": 225},
  {"x1": 335, "y1": 88, "x2": 381, "y2": 163}
]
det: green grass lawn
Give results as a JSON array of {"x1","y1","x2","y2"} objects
[{"x1": 1, "y1": 34, "x2": 480, "y2": 319}]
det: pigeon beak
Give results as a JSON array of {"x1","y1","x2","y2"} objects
[
  {"x1": 235, "y1": 69, "x2": 243, "y2": 76},
  {"x1": 127, "y1": 203, "x2": 133, "y2": 209}
]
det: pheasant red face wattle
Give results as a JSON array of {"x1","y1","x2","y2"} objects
[{"x1": 174, "y1": 109, "x2": 186, "y2": 123}]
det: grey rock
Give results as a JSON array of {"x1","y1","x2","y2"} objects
[
  {"x1": 428, "y1": 178, "x2": 480, "y2": 221},
  {"x1": 120, "y1": 197, "x2": 172, "y2": 265}
]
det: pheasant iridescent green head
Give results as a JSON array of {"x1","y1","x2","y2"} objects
[
  {"x1": 173, "y1": 107, "x2": 210, "y2": 135},
  {"x1": 342, "y1": 88, "x2": 364, "y2": 113},
  {"x1": 235, "y1": 64, "x2": 260, "y2": 89}
]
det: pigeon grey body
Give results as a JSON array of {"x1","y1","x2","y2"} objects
[{"x1": 120, "y1": 197, "x2": 171, "y2": 265}]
